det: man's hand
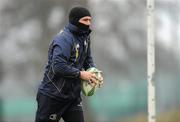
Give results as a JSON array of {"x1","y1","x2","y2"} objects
[{"x1": 80, "y1": 71, "x2": 98, "y2": 86}]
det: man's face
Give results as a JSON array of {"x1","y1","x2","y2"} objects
[{"x1": 78, "y1": 16, "x2": 91, "y2": 26}]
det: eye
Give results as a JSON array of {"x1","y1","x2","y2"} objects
[{"x1": 83, "y1": 19, "x2": 89, "y2": 21}]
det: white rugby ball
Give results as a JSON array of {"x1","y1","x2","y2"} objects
[{"x1": 81, "y1": 67, "x2": 103, "y2": 96}]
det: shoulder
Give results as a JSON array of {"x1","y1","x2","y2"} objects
[{"x1": 52, "y1": 30, "x2": 74, "y2": 46}]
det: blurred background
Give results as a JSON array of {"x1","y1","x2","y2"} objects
[{"x1": 0, "y1": 0, "x2": 180, "y2": 122}]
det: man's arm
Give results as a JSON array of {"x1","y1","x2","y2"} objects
[
  {"x1": 51, "y1": 37, "x2": 80, "y2": 78},
  {"x1": 51, "y1": 36, "x2": 97, "y2": 83}
]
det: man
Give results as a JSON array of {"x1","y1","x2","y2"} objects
[{"x1": 35, "y1": 6, "x2": 100, "y2": 122}]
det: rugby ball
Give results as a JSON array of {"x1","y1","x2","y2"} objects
[{"x1": 81, "y1": 67, "x2": 103, "y2": 96}]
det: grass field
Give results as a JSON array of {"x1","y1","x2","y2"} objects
[{"x1": 122, "y1": 110, "x2": 180, "y2": 122}]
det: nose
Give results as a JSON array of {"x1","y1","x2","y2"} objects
[{"x1": 87, "y1": 20, "x2": 91, "y2": 25}]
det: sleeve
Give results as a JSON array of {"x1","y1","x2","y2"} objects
[
  {"x1": 51, "y1": 37, "x2": 80, "y2": 78},
  {"x1": 83, "y1": 40, "x2": 96, "y2": 70}
]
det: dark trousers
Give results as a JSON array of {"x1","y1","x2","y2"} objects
[{"x1": 35, "y1": 92, "x2": 84, "y2": 122}]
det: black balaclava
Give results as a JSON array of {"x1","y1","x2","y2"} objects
[{"x1": 69, "y1": 7, "x2": 91, "y2": 31}]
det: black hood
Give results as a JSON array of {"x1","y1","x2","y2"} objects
[{"x1": 69, "y1": 6, "x2": 91, "y2": 31}]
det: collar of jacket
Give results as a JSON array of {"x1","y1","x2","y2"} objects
[{"x1": 65, "y1": 23, "x2": 91, "y2": 37}]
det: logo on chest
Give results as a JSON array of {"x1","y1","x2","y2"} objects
[
  {"x1": 74, "y1": 40, "x2": 88, "y2": 61},
  {"x1": 75, "y1": 44, "x2": 80, "y2": 60}
]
